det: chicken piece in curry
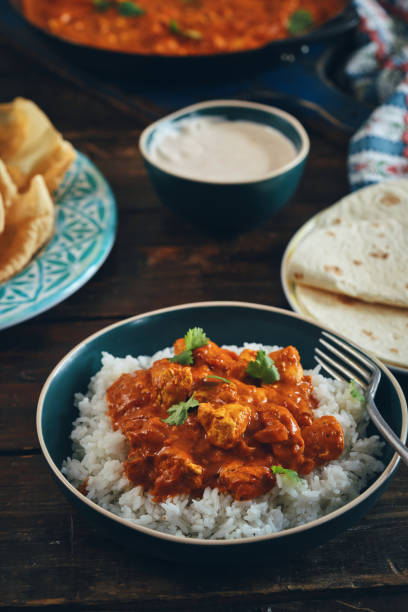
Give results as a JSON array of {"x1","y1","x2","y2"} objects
[{"x1": 106, "y1": 336, "x2": 344, "y2": 501}]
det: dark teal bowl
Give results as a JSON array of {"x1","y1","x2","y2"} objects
[
  {"x1": 37, "y1": 302, "x2": 407, "y2": 564},
  {"x1": 139, "y1": 101, "x2": 309, "y2": 234}
]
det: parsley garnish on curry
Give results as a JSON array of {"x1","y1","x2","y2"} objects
[
  {"x1": 23, "y1": 1, "x2": 347, "y2": 56},
  {"x1": 105, "y1": 329, "x2": 344, "y2": 502}
]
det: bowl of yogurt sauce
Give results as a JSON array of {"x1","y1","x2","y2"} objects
[{"x1": 139, "y1": 100, "x2": 309, "y2": 232}]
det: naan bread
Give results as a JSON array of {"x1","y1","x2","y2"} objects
[
  {"x1": 0, "y1": 97, "x2": 76, "y2": 193},
  {"x1": 288, "y1": 218, "x2": 408, "y2": 307},
  {"x1": 286, "y1": 180, "x2": 408, "y2": 368},
  {"x1": 295, "y1": 285, "x2": 408, "y2": 368},
  {"x1": 313, "y1": 179, "x2": 408, "y2": 228},
  {"x1": 0, "y1": 175, "x2": 54, "y2": 283},
  {"x1": 287, "y1": 180, "x2": 408, "y2": 308}
]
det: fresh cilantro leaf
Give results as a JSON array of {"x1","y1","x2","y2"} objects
[
  {"x1": 246, "y1": 350, "x2": 280, "y2": 384},
  {"x1": 162, "y1": 393, "x2": 199, "y2": 426},
  {"x1": 271, "y1": 465, "x2": 301, "y2": 483},
  {"x1": 288, "y1": 9, "x2": 314, "y2": 36},
  {"x1": 92, "y1": 0, "x2": 112, "y2": 11},
  {"x1": 118, "y1": 1, "x2": 145, "y2": 16},
  {"x1": 169, "y1": 19, "x2": 203, "y2": 40},
  {"x1": 171, "y1": 327, "x2": 209, "y2": 365},
  {"x1": 171, "y1": 349, "x2": 194, "y2": 365},
  {"x1": 206, "y1": 375, "x2": 231, "y2": 385},
  {"x1": 350, "y1": 379, "x2": 366, "y2": 404},
  {"x1": 184, "y1": 327, "x2": 209, "y2": 350},
  {"x1": 169, "y1": 18, "x2": 181, "y2": 34}
]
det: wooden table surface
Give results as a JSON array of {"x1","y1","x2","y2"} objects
[{"x1": 1, "y1": 35, "x2": 407, "y2": 612}]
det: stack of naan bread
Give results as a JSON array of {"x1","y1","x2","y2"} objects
[
  {"x1": 286, "y1": 180, "x2": 408, "y2": 368},
  {"x1": 0, "y1": 98, "x2": 75, "y2": 283}
]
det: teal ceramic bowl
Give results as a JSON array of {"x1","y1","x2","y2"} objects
[
  {"x1": 139, "y1": 101, "x2": 309, "y2": 233},
  {"x1": 37, "y1": 302, "x2": 407, "y2": 564}
]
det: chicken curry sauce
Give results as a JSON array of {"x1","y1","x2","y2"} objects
[
  {"x1": 106, "y1": 331, "x2": 344, "y2": 502},
  {"x1": 23, "y1": 0, "x2": 348, "y2": 56}
]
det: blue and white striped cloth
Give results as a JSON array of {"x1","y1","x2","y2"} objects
[{"x1": 347, "y1": 0, "x2": 408, "y2": 189}]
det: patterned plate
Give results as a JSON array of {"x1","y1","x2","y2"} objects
[{"x1": 0, "y1": 152, "x2": 117, "y2": 330}]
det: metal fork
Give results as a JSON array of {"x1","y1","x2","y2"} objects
[{"x1": 315, "y1": 331, "x2": 408, "y2": 466}]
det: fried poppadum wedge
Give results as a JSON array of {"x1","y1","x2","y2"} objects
[
  {"x1": 0, "y1": 160, "x2": 17, "y2": 210},
  {"x1": 0, "y1": 175, "x2": 54, "y2": 283},
  {"x1": 0, "y1": 97, "x2": 76, "y2": 193},
  {"x1": 0, "y1": 100, "x2": 27, "y2": 160},
  {"x1": 0, "y1": 160, "x2": 17, "y2": 234},
  {"x1": 0, "y1": 194, "x2": 4, "y2": 236}
]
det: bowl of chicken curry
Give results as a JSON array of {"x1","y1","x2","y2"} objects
[{"x1": 37, "y1": 302, "x2": 406, "y2": 563}]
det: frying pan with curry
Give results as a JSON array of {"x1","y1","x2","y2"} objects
[{"x1": 10, "y1": 0, "x2": 359, "y2": 81}]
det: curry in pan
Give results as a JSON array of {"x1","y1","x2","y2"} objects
[{"x1": 23, "y1": 0, "x2": 348, "y2": 56}]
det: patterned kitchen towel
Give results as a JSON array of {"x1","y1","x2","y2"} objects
[{"x1": 347, "y1": 0, "x2": 408, "y2": 190}]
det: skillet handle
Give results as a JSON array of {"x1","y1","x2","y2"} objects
[{"x1": 247, "y1": 45, "x2": 371, "y2": 134}]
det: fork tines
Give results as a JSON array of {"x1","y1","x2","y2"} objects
[{"x1": 314, "y1": 331, "x2": 374, "y2": 389}]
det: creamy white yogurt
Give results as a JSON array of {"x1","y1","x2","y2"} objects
[{"x1": 149, "y1": 116, "x2": 297, "y2": 183}]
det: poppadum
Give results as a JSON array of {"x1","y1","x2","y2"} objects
[
  {"x1": 0, "y1": 175, "x2": 54, "y2": 283},
  {"x1": 0, "y1": 97, "x2": 76, "y2": 193}
]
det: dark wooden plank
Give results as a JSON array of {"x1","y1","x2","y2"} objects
[
  {"x1": 0, "y1": 39, "x2": 153, "y2": 131},
  {"x1": 4, "y1": 594, "x2": 408, "y2": 612},
  {"x1": 5, "y1": 597, "x2": 408, "y2": 612},
  {"x1": 0, "y1": 318, "x2": 119, "y2": 451},
  {"x1": 0, "y1": 454, "x2": 407, "y2": 610}
]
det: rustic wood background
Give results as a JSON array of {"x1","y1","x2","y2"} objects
[{"x1": 0, "y1": 32, "x2": 407, "y2": 612}]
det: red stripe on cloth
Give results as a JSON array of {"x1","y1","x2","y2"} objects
[
  {"x1": 359, "y1": 16, "x2": 387, "y2": 62},
  {"x1": 403, "y1": 90, "x2": 408, "y2": 157},
  {"x1": 380, "y1": 0, "x2": 408, "y2": 22}
]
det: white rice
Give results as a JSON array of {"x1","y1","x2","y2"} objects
[{"x1": 62, "y1": 344, "x2": 384, "y2": 540}]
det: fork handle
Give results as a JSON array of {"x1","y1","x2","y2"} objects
[{"x1": 367, "y1": 397, "x2": 408, "y2": 466}]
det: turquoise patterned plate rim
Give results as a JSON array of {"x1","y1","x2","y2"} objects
[{"x1": 0, "y1": 151, "x2": 117, "y2": 330}]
